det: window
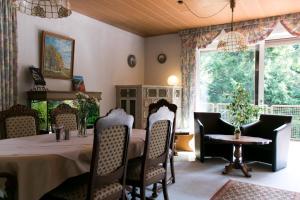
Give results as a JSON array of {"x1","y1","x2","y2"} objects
[
  {"x1": 264, "y1": 41, "x2": 300, "y2": 105},
  {"x1": 197, "y1": 49, "x2": 255, "y2": 104}
]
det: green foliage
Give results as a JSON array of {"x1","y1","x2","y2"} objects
[
  {"x1": 226, "y1": 83, "x2": 259, "y2": 128},
  {"x1": 264, "y1": 44, "x2": 300, "y2": 105},
  {"x1": 199, "y1": 50, "x2": 255, "y2": 103}
]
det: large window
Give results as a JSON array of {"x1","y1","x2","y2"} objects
[
  {"x1": 197, "y1": 39, "x2": 300, "y2": 140},
  {"x1": 264, "y1": 42, "x2": 300, "y2": 105}
]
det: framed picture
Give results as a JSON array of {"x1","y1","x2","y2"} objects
[
  {"x1": 127, "y1": 54, "x2": 136, "y2": 68},
  {"x1": 72, "y1": 75, "x2": 86, "y2": 92},
  {"x1": 29, "y1": 66, "x2": 46, "y2": 86},
  {"x1": 157, "y1": 53, "x2": 167, "y2": 64},
  {"x1": 41, "y1": 31, "x2": 75, "y2": 79}
]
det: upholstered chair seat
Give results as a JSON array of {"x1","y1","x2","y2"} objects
[
  {"x1": 127, "y1": 158, "x2": 166, "y2": 182},
  {"x1": 50, "y1": 175, "x2": 123, "y2": 200}
]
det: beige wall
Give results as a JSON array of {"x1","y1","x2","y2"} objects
[
  {"x1": 17, "y1": 12, "x2": 144, "y2": 115},
  {"x1": 144, "y1": 34, "x2": 181, "y2": 86}
]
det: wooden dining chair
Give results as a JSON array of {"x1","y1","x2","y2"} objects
[
  {"x1": 126, "y1": 106, "x2": 174, "y2": 200},
  {"x1": 47, "y1": 108, "x2": 133, "y2": 200},
  {"x1": 148, "y1": 99, "x2": 177, "y2": 197},
  {"x1": 0, "y1": 104, "x2": 39, "y2": 139},
  {"x1": 50, "y1": 103, "x2": 78, "y2": 131}
]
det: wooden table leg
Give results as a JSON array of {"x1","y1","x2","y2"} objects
[{"x1": 222, "y1": 144, "x2": 251, "y2": 177}]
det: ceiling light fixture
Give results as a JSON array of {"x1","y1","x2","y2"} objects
[
  {"x1": 13, "y1": 0, "x2": 72, "y2": 19},
  {"x1": 217, "y1": 0, "x2": 247, "y2": 52}
]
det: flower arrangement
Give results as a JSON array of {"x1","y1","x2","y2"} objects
[
  {"x1": 75, "y1": 92, "x2": 99, "y2": 136},
  {"x1": 226, "y1": 83, "x2": 259, "y2": 138}
]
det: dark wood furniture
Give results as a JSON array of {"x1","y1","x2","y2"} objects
[
  {"x1": 48, "y1": 108, "x2": 133, "y2": 200},
  {"x1": 148, "y1": 99, "x2": 177, "y2": 185},
  {"x1": 206, "y1": 134, "x2": 271, "y2": 177},
  {"x1": 194, "y1": 112, "x2": 235, "y2": 162},
  {"x1": 50, "y1": 103, "x2": 78, "y2": 131},
  {"x1": 241, "y1": 114, "x2": 292, "y2": 172},
  {"x1": 0, "y1": 104, "x2": 39, "y2": 139},
  {"x1": 148, "y1": 99, "x2": 177, "y2": 198},
  {"x1": 126, "y1": 106, "x2": 174, "y2": 200},
  {"x1": 0, "y1": 172, "x2": 17, "y2": 200}
]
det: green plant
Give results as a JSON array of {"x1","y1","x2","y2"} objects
[
  {"x1": 74, "y1": 92, "x2": 99, "y2": 119},
  {"x1": 226, "y1": 83, "x2": 259, "y2": 130}
]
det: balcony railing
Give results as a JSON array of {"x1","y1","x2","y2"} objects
[{"x1": 198, "y1": 103, "x2": 300, "y2": 140}]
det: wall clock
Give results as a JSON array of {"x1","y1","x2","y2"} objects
[
  {"x1": 157, "y1": 53, "x2": 167, "y2": 64},
  {"x1": 127, "y1": 55, "x2": 136, "y2": 68}
]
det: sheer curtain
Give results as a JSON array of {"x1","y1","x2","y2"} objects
[{"x1": 0, "y1": 0, "x2": 18, "y2": 111}]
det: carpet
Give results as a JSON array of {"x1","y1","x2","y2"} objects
[{"x1": 210, "y1": 180, "x2": 300, "y2": 200}]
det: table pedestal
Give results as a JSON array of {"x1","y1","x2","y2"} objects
[{"x1": 222, "y1": 144, "x2": 252, "y2": 177}]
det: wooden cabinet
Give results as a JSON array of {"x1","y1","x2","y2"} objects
[{"x1": 116, "y1": 85, "x2": 182, "y2": 129}]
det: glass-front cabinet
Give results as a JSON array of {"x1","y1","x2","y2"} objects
[{"x1": 116, "y1": 85, "x2": 182, "y2": 129}]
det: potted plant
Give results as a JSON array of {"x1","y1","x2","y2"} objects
[
  {"x1": 75, "y1": 92, "x2": 99, "y2": 137},
  {"x1": 226, "y1": 83, "x2": 259, "y2": 139}
]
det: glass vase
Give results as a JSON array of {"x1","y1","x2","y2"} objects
[{"x1": 79, "y1": 115, "x2": 88, "y2": 137}]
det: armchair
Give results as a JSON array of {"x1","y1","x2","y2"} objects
[
  {"x1": 241, "y1": 114, "x2": 292, "y2": 172},
  {"x1": 194, "y1": 112, "x2": 235, "y2": 162}
]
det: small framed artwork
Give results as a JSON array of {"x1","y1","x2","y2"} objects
[
  {"x1": 41, "y1": 31, "x2": 75, "y2": 79},
  {"x1": 127, "y1": 55, "x2": 136, "y2": 68},
  {"x1": 157, "y1": 53, "x2": 167, "y2": 64},
  {"x1": 29, "y1": 66, "x2": 46, "y2": 86},
  {"x1": 72, "y1": 75, "x2": 86, "y2": 92}
]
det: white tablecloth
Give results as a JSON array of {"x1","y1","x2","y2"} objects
[{"x1": 0, "y1": 129, "x2": 146, "y2": 200}]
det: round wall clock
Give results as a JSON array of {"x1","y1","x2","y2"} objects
[
  {"x1": 157, "y1": 53, "x2": 167, "y2": 64},
  {"x1": 127, "y1": 55, "x2": 136, "y2": 68}
]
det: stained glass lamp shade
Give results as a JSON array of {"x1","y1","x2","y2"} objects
[{"x1": 14, "y1": 0, "x2": 72, "y2": 18}]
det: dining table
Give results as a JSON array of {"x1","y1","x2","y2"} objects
[{"x1": 0, "y1": 128, "x2": 146, "y2": 200}]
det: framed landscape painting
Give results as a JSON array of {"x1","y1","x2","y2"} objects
[{"x1": 41, "y1": 31, "x2": 75, "y2": 79}]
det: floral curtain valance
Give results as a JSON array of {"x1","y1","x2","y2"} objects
[
  {"x1": 0, "y1": 0, "x2": 18, "y2": 112},
  {"x1": 179, "y1": 12, "x2": 300, "y2": 49},
  {"x1": 179, "y1": 12, "x2": 300, "y2": 130}
]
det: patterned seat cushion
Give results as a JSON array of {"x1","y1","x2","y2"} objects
[
  {"x1": 56, "y1": 113, "x2": 77, "y2": 131},
  {"x1": 126, "y1": 159, "x2": 166, "y2": 181},
  {"x1": 5, "y1": 116, "x2": 37, "y2": 138},
  {"x1": 51, "y1": 181, "x2": 123, "y2": 200}
]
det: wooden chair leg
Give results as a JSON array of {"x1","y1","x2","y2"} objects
[
  {"x1": 170, "y1": 156, "x2": 175, "y2": 184},
  {"x1": 162, "y1": 179, "x2": 169, "y2": 200},
  {"x1": 131, "y1": 186, "x2": 137, "y2": 200},
  {"x1": 151, "y1": 183, "x2": 158, "y2": 198},
  {"x1": 140, "y1": 185, "x2": 146, "y2": 200}
]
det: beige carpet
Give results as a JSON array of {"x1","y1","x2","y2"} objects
[{"x1": 210, "y1": 180, "x2": 300, "y2": 200}]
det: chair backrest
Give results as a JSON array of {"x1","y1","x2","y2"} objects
[
  {"x1": 148, "y1": 99, "x2": 177, "y2": 148},
  {"x1": 143, "y1": 106, "x2": 174, "y2": 172},
  {"x1": 1, "y1": 104, "x2": 39, "y2": 139},
  {"x1": 259, "y1": 114, "x2": 292, "y2": 137},
  {"x1": 88, "y1": 108, "x2": 133, "y2": 200},
  {"x1": 51, "y1": 103, "x2": 78, "y2": 131},
  {"x1": 194, "y1": 112, "x2": 222, "y2": 133}
]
